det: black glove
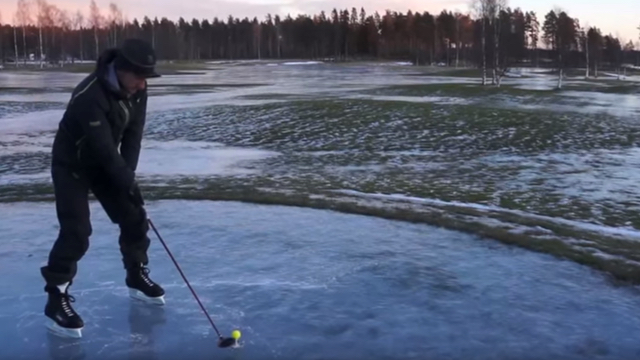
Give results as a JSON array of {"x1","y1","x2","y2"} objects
[{"x1": 129, "y1": 182, "x2": 144, "y2": 207}]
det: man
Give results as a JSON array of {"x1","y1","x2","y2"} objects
[{"x1": 40, "y1": 38, "x2": 164, "y2": 339}]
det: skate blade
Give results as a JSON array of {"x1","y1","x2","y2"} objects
[
  {"x1": 46, "y1": 320, "x2": 83, "y2": 339},
  {"x1": 129, "y1": 288, "x2": 165, "y2": 305}
]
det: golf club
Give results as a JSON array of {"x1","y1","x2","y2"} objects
[{"x1": 148, "y1": 218, "x2": 240, "y2": 348}]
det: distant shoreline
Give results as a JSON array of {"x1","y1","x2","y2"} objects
[{"x1": 0, "y1": 60, "x2": 214, "y2": 75}]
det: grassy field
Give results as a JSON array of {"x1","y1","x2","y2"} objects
[{"x1": 2, "y1": 63, "x2": 640, "y2": 284}]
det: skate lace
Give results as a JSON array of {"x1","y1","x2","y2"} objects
[
  {"x1": 140, "y1": 267, "x2": 154, "y2": 287},
  {"x1": 60, "y1": 291, "x2": 76, "y2": 317}
]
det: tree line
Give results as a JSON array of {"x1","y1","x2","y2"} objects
[{"x1": 0, "y1": 0, "x2": 638, "y2": 85}]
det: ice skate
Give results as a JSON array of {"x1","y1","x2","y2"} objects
[
  {"x1": 44, "y1": 282, "x2": 84, "y2": 339},
  {"x1": 126, "y1": 264, "x2": 165, "y2": 305}
]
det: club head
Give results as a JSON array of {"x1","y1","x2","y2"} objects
[{"x1": 217, "y1": 337, "x2": 238, "y2": 348}]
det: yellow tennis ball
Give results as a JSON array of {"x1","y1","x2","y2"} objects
[{"x1": 231, "y1": 330, "x2": 241, "y2": 339}]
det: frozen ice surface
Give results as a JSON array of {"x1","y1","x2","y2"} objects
[
  {"x1": 0, "y1": 71, "x2": 87, "y2": 89},
  {"x1": 2, "y1": 200, "x2": 640, "y2": 360}
]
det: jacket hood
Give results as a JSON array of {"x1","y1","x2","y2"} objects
[
  {"x1": 94, "y1": 48, "x2": 132, "y2": 99},
  {"x1": 95, "y1": 48, "x2": 119, "y2": 75}
]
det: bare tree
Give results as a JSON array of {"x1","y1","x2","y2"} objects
[
  {"x1": 12, "y1": 15, "x2": 19, "y2": 67},
  {"x1": 150, "y1": 18, "x2": 156, "y2": 48},
  {"x1": 543, "y1": 9, "x2": 578, "y2": 89},
  {"x1": 584, "y1": 28, "x2": 589, "y2": 78},
  {"x1": 578, "y1": 23, "x2": 589, "y2": 78},
  {"x1": 73, "y1": 11, "x2": 84, "y2": 61},
  {"x1": 471, "y1": 0, "x2": 507, "y2": 86},
  {"x1": 16, "y1": 0, "x2": 31, "y2": 65},
  {"x1": 253, "y1": 19, "x2": 262, "y2": 60},
  {"x1": 89, "y1": 0, "x2": 102, "y2": 58},
  {"x1": 48, "y1": 4, "x2": 62, "y2": 64},
  {"x1": 0, "y1": 10, "x2": 3, "y2": 67},
  {"x1": 637, "y1": 24, "x2": 640, "y2": 65},
  {"x1": 108, "y1": 3, "x2": 123, "y2": 47},
  {"x1": 485, "y1": 0, "x2": 507, "y2": 86},
  {"x1": 454, "y1": 10, "x2": 461, "y2": 68},
  {"x1": 636, "y1": 41, "x2": 640, "y2": 66},
  {"x1": 470, "y1": 0, "x2": 487, "y2": 85},
  {"x1": 35, "y1": 0, "x2": 51, "y2": 67},
  {"x1": 58, "y1": 9, "x2": 71, "y2": 64},
  {"x1": 524, "y1": 11, "x2": 539, "y2": 66},
  {"x1": 587, "y1": 27, "x2": 603, "y2": 78}
]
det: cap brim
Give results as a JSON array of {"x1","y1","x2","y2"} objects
[
  {"x1": 133, "y1": 68, "x2": 161, "y2": 79},
  {"x1": 143, "y1": 71, "x2": 161, "y2": 78}
]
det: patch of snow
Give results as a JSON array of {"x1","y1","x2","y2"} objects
[
  {"x1": 137, "y1": 140, "x2": 281, "y2": 177},
  {"x1": 282, "y1": 61, "x2": 323, "y2": 66},
  {"x1": 0, "y1": 133, "x2": 52, "y2": 155},
  {"x1": 513, "y1": 83, "x2": 556, "y2": 91},
  {"x1": 347, "y1": 94, "x2": 470, "y2": 105},
  {"x1": 0, "y1": 172, "x2": 50, "y2": 186},
  {"x1": 0, "y1": 109, "x2": 64, "y2": 135},
  {"x1": 0, "y1": 92, "x2": 70, "y2": 103}
]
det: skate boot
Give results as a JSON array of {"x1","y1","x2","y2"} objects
[
  {"x1": 126, "y1": 264, "x2": 165, "y2": 305},
  {"x1": 44, "y1": 282, "x2": 84, "y2": 338}
]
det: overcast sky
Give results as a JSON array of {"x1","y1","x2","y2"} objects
[{"x1": 0, "y1": 0, "x2": 638, "y2": 43}]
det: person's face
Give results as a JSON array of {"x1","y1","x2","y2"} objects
[{"x1": 117, "y1": 70, "x2": 147, "y2": 95}]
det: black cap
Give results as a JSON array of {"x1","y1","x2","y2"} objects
[{"x1": 114, "y1": 38, "x2": 160, "y2": 78}]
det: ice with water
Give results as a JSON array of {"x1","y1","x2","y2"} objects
[{"x1": 3, "y1": 200, "x2": 640, "y2": 360}]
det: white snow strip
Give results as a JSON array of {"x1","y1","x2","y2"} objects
[
  {"x1": 0, "y1": 92, "x2": 71, "y2": 103},
  {"x1": 347, "y1": 94, "x2": 470, "y2": 105},
  {"x1": 0, "y1": 134, "x2": 52, "y2": 155},
  {"x1": 0, "y1": 173, "x2": 50, "y2": 186},
  {"x1": 0, "y1": 139, "x2": 280, "y2": 185},
  {"x1": 282, "y1": 61, "x2": 323, "y2": 66},
  {"x1": 137, "y1": 140, "x2": 280, "y2": 177},
  {"x1": 0, "y1": 109, "x2": 64, "y2": 135},
  {"x1": 333, "y1": 190, "x2": 640, "y2": 241},
  {"x1": 0, "y1": 140, "x2": 281, "y2": 182},
  {"x1": 146, "y1": 90, "x2": 284, "y2": 113}
]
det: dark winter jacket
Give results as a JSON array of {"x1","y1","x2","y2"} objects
[{"x1": 51, "y1": 48, "x2": 148, "y2": 192}]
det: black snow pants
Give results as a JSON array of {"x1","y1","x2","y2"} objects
[{"x1": 40, "y1": 164, "x2": 150, "y2": 286}]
